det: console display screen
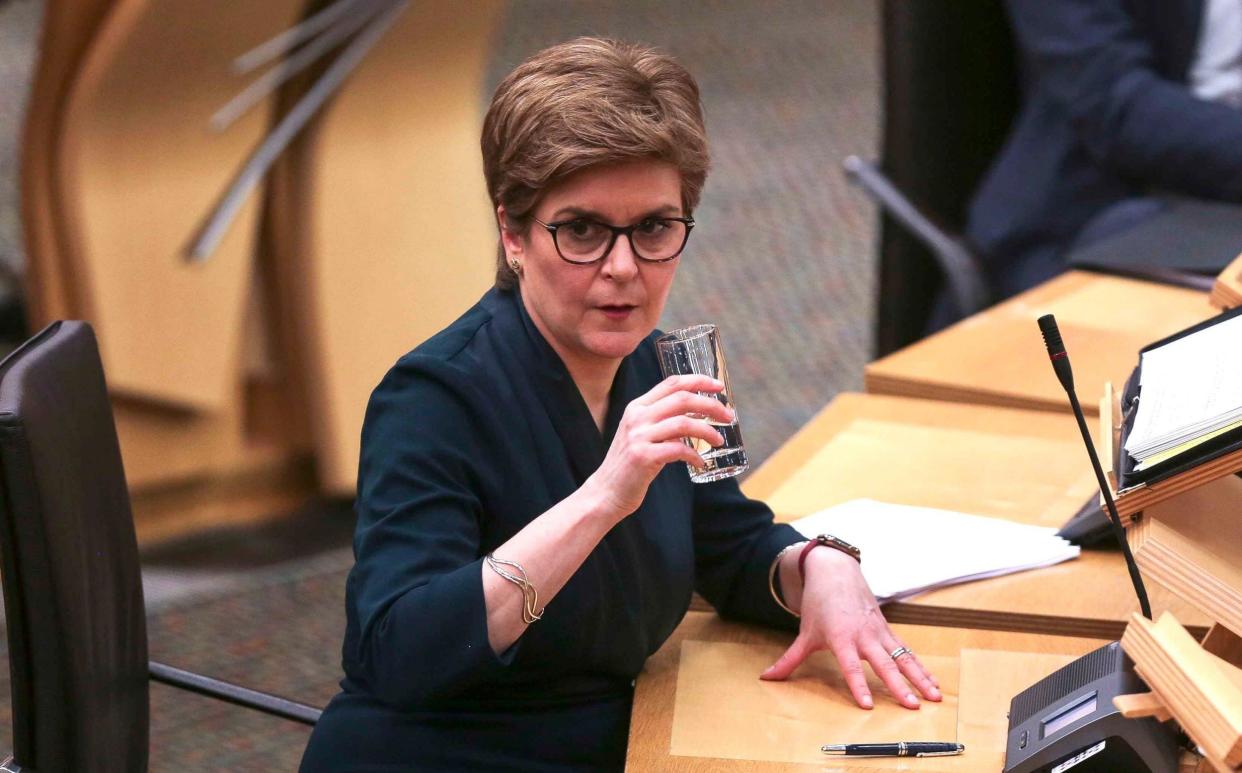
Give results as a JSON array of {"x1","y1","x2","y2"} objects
[{"x1": 1042, "y1": 691, "x2": 1098, "y2": 738}]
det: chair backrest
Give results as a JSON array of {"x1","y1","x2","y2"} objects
[
  {"x1": 875, "y1": 0, "x2": 1019, "y2": 356},
  {"x1": 0, "y1": 321, "x2": 149, "y2": 772}
]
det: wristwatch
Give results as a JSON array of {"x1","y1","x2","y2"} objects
[{"x1": 798, "y1": 534, "x2": 861, "y2": 580}]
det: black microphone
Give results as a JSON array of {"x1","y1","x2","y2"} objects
[
  {"x1": 1038, "y1": 314, "x2": 1074, "y2": 393},
  {"x1": 1037, "y1": 314, "x2": 1152, "y2": 620}
]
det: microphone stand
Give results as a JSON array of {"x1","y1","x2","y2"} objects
[{"x1": 1038, "y1": 314, "x2": 1152, "y2": 620}]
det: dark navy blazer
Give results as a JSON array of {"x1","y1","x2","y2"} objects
[
  {"x1": 967, "y1": 0, "x2": 1242, "y2": 292},
  {"x1": 300, "y1": 287, "x2": 802, "y2": 772}
]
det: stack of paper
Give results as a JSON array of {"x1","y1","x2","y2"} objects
[
  {"x1": 790, "y1": 499, "x2": 1080, "y2": 603},
  {"x1": 1123, "y1": 314, "x2": 1242, "y2": 470}
]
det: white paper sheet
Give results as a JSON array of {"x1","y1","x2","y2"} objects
[{"x1": 790, "y1": 499, "x2": 1080, "y2": 602}]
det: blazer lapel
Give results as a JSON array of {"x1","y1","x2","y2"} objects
[{"x1": 499, "y1": 290, "x2": 609, "y2": 484}]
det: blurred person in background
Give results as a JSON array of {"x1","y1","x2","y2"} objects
[{"x1": 968, "y1": 0, "x2": 1242, "y2": 299}]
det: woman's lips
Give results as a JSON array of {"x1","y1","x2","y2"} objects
[{"x1": 597, "y1": 304, "x2": 637, "y2": 320}]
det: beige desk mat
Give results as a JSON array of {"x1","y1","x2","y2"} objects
[
  {"x1": 670, "y1": 640, "x2": 959, "y2": 767},
  {"x1": 955, "y1": 649, "x2": 1080, "y2": 772},
  {"x1": 763, "y1": 419, "x2": 1094, "y2": 524},
  {"x1": 669, "y1": 641, "x2": 1080, "y2": 771}
]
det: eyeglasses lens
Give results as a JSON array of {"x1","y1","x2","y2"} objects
[
  {"x1": 557, "y1": 220, "x2": 612, "y2": 261},
  {"x1": 555, "y1": 219, "x2": 688, "y2": 263},
  {"x1": 632, "y1": 219, "x2": 686, "y2": 259}
]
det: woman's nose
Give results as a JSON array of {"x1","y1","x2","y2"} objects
[{"x1": 601, "y1": 235, "x2": 640, "y2": 281}]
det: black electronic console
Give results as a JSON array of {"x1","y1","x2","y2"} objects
[
  {"x1": 1001, "y1": 315, "x2": 1180, "y2": 773},
  {"x1": 1003, "y1": 641, "x2": 1178, "y2": 773}
]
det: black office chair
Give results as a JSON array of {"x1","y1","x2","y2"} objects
[
  {"x1": 846, "y1": 0, "x2": 1019, "y2": 357},
  {"x1": 0, "y1": 321, "x2": 320, "y2": 773}
]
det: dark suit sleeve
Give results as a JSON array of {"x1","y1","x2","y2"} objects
[
  {"x1": 691, "y1": 477, "x2": 804, "y2": 630},
  {"x1": 344, "y1": 357, "x2": 518, "y2": 708},
  {"x1": 1007, "y1": 0, "x2": 1242, "y2": 200}
]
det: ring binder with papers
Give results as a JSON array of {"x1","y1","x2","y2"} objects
[{"x1": 1109, "y1": 305, "x2": 1242, "y2": 506}]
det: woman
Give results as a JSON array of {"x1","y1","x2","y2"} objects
[{"x1": 300, "y1": 37, "x2": 939, "y2": 772}]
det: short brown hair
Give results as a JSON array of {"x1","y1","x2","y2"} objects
[{"x1": 481, "y1": 37, "x2": 710, "y2": 289}]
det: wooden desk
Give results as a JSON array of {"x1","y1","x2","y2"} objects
[
  {"x1": 741, "y1": 392, "x2": 1211, "y2": 640},
  {"x1": 628, "y1": 611, "x2": 1108, "y2": 772},
  {"x1": 864, "y1": 272, "x2": 1213, "y2": 416}
]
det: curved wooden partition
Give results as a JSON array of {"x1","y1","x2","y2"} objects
[
  {"x1": 19, "y1": 0, "x2": 115, "y2": 324},
  {"x1": 56, "y1": 0, "x2": 310, "y2": 411},
  {"x1": 23, "y1": 0, "x2": 313, "y2": 508},
  {"x1": 23, "y1": 0, "x2": 505, "y2": 524},
  {"x1": 270, "y1": 0, "x2": 504, "y2": 493}
]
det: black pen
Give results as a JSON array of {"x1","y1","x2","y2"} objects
[{"x1": 821, "y1": 742, "x2": 964, "y2": 757}]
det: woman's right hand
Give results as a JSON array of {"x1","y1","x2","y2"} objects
[{"x1": 586, "y1": 374, "x2": 734, "y2": 523}]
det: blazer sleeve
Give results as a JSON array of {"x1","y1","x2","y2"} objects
[
  {"x1": 344, "y1": 356, "x2": 518, "y2": 708},
  {"x1": 691, "y1": 476, "x2": 804, "y2": 630},
  {"x1": 1007, "y1": 0, "x2": 1242, "y2": 200}
]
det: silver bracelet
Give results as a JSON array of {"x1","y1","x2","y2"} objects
[
  {"x1": 485, "y1": 553, "x2": 544, "y2": 624},
  {"x1": 767, "y1": 541, "x2": 808, "y2": 618}
]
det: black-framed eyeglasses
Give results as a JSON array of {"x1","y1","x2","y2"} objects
[{"x1": 532, "y1": 215, "x2": 696, "y2": 265}]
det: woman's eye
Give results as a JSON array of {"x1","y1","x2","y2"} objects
[
  {"x1": 637, "y1": 218, "x2": 670, "y2": 235},
  {"x1": 566, "y1": 220, "x2": 600, "y2": 238}
]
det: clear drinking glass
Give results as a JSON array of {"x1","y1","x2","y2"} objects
[{"x1": 655, "y1": 324, "x2": 749, "y2": 482}]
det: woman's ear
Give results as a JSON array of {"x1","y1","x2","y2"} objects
[{"x1": 497, "y1": 205, "x2": 524, "y2": 260}]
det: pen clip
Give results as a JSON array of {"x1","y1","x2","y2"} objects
[{"x1": 915, "y1": 749, "x2": 963, "y2": 757}]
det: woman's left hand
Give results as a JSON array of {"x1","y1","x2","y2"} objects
[{"x1": 759, "y1": 548, "x2": 942, "y2": 710}]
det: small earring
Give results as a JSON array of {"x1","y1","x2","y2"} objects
[{"x1": 508, "y1": 258, "x2": 522, "y2": 274}]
